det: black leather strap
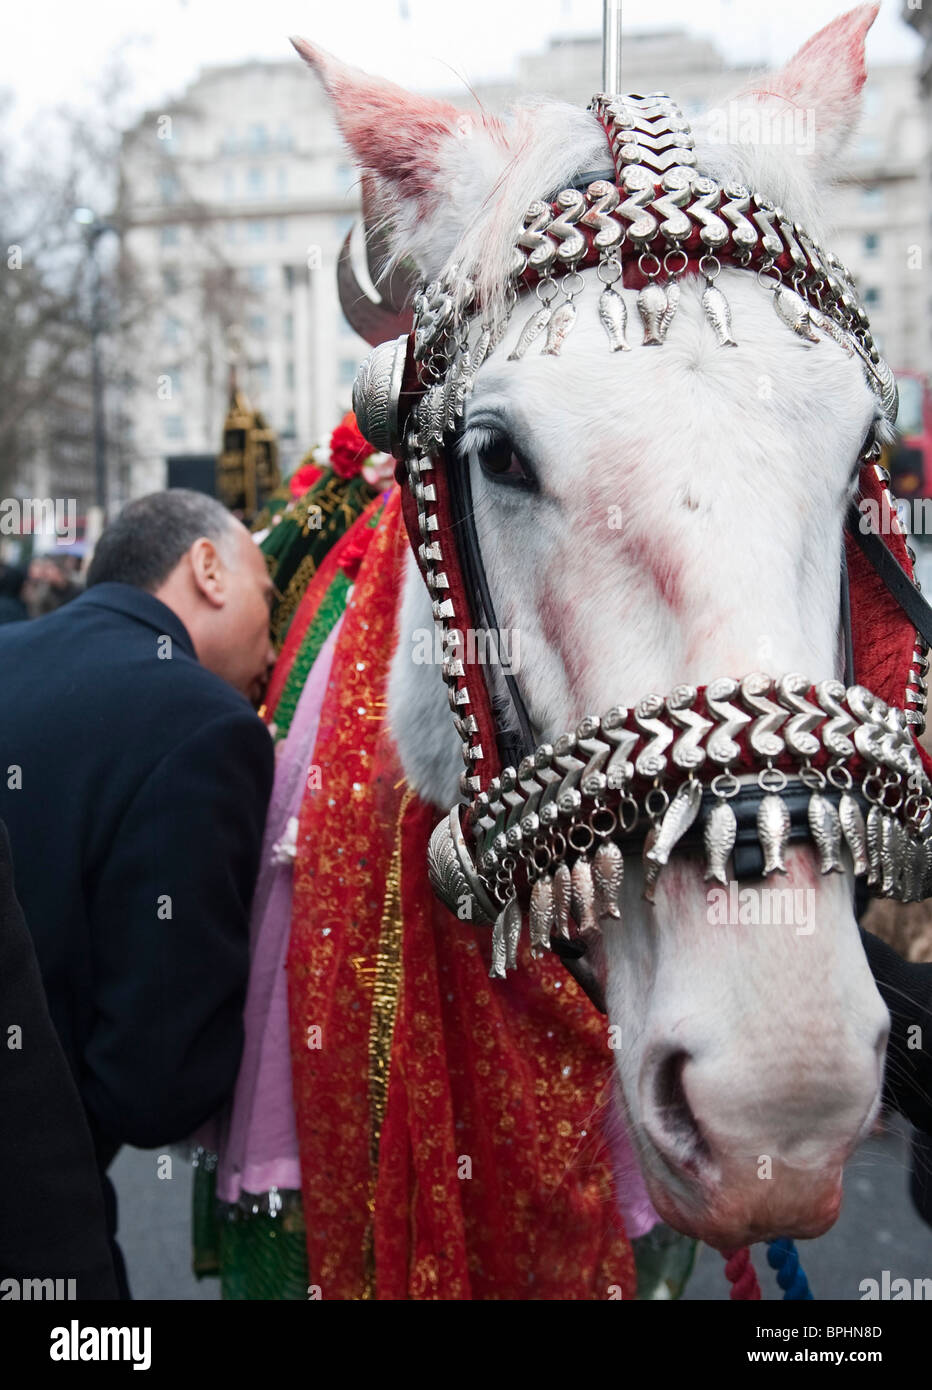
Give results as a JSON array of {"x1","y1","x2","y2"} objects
[
  {"x1": 446, "y1": 448, "x2": 537, "y2": 767},
  {"x1": 846, "y1": 501, "x2": 932, "y2": 648}
]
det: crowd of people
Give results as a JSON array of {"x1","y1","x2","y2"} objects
[{"x1": 0, "y1": 555, "x2": 82, "y2": 624}]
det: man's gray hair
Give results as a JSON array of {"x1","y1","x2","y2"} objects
[{"x1": 87, "y1": 490, "x2": 244, "y2": 592}]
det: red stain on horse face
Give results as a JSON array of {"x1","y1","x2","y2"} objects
[{"x1": 625, "y1": 532, "x2": 684, "y2": 613}]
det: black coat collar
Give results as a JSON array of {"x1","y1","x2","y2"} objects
[{"x1": 78, "y1": 583, "x2": 196, "y2": 659}]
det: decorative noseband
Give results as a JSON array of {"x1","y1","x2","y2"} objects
[
  {"x1": 427, "y1": 674, "x2": 932, "y2": 976},
  {"x1": 352, "y1": 89, "x2": 930, "y2": 967}
]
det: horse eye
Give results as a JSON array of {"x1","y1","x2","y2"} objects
[{"x1": 476, "y1": 432, "x2": 537, "y2": 489}]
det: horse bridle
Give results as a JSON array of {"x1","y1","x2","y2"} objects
[{"x1": 352, "y1": 91, "x2": 932, "y2": 1014}]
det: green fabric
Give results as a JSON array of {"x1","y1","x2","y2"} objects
[
  {"x1": 191, "y1": 1160, "x2": 221, "y2": 1280},
  {"x1": 262, "y1": 472, "x2": 377, "y2": 651},
  {"x1": 272, "y1": 498, "x2": 387, "y2": 740},
  {"x1": 632, "y1": 1224, "x2": 698, "y2": 1300},
  {"x1": 272, "y1": 569, "x2": 352, "y2": 741},
  {"x1": 219, "y1": 1196, "x2": 308, "y2": 1301}
]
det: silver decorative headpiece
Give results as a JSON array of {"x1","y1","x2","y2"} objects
[{"x1": 352, "y1": 90, "x2": 927, "y2": 975}]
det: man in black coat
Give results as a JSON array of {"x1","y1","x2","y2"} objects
[
  {"x1": 0, "y1": 490, "x2": 276, "y2": 1296},
  {"x1": 0, "y1": 819, "x2": 118, "y2": 1298}
]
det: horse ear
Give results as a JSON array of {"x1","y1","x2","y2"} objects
[
  {"x1": 735, "y1": 3, "x2": 879, "y2": 165},
  {"x1": 290, "y1": 38, "x2": 509, "y2": 276}
]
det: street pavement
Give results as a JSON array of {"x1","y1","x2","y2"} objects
[{"x1": 111, "y1": 1112, "x2": 930, "y2": 1301}]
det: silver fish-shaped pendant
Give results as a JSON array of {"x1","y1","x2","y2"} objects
[
  {"x1": 642, "y1": 824, "x2": 661, "y2": 904},
  {"x1": 904, "y1": 836, "x2": 923, "y2": 903},
  {"x1": 637, "y1": 280, "x2": 670, "y2": 345},
  {"x1": 541, "y1": 299, "x2": 577, "y2": 356},
  {"x1": 489, "y1": 905, "x2": 507, "y2": 979},
  {"x1": 892, "y1": 818, "x2": 909, "y2": 899},
  {"x1": 504, "y1": 894, "x2": 523, "y2": 972},
  {"x1": 592, "y1": 841, "x2": 624, "y2": 919},
  {"x1": 508, "y1": 304, "x2": 552, "y2": 361},
  {"x1": 644, "y1": 780, "x2": 703, "y2": 901},
  {"x1": 660, "y1": 278, "x2": 680, "y2": 338},
  {"x1": 772, "y1": 285, "x2": 820, "y2": 343},
  {"x1": 880, "y1": 814, "x2": 897, "y2": 896},
  {"x1": 571, "y1": 857, "x2": 601, "y2": 940},
  {"x1": 757, "y1": 793, "x2": 791, "y2": 875},
  {"x1": 529, "y1": 874, "x2": 554, "y2": 953},
  {"x1": 703, "y1": 798, "x2": 737, "y2": 885},
  {"x1": 913, "y1": 837, "x2": 927, "y2": 902},
  {"x1": 866, "y1": 803, "x2": 883, "y2": 887},
  {"x1": 598, "y1": 285, "x2": 631, "y2": 352},
  {"x1": 807, "y1": 792, "x2": 844, "y2": 874},
  {"x1": 839, "y1": 793, "x2": 869, "y2": 877},
  {"x1": 702, "y1": 282, "x2": 737, "y2": 347},
  {"x1": 553, "y1": 861, "x2": 572, "y2": 939}
]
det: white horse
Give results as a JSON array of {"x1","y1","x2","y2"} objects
[{"x1": 295, "y1": 3, "x2": 892, "y2": 1252}]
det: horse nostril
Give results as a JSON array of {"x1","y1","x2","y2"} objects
[{"x1": 651, "y1": 1049, "x2": 710, "y2": 1172}]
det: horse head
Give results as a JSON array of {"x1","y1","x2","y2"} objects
[{"x1": 296, "y1": 4, "x2": 903, "y2": 1250}]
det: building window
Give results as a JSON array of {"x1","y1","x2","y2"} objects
[
  {"x1": 246, "y1": 167, "x2": 266, "y2": 199},
  {"x1": 283, "y1": 312, "x2": 294, "y2": 341},
  {"x1": 159, "y1": 173, "x2": 180, "y2": 204},
  {"x1": 246, "y1": 265, "x2": 267, "y2": 290},
  {"x1": 252, "y1": 360, "x2": 270, "y2": 392},
  {"x1": 858, "y1": 136, "x2": 881, "y2": 160},
  {"x1": 335, "y1": 161, "x2": 355, "y2": 192},
  {"x1": 247, "y1": 123, "x2": 268, "y2": 154},
  {"x1": 339, "y1": 359, "x2": 358, "y2": 386},
  {"x1": 276, "y1": 123, "x2": 293, "y2": 152},
  {"x1": 864, "y1": 287, "x2": 881, "y2": 306},
  {"x1": 247, "y1": 313, "x2": 266, "y2": 338},
  {"x1": 276, "y1": 167, "x2": 288, "y2": 196},
  {"x1": 283, "y1": 265, "x2": 295, "y2": 291},
  {"x1": 222, "y1": 170, "x2": 235, "y2": 200},
  {"x1": 861, "y1": 186, "x2": 885, "y2": 208},
  {"x1": 285, "y1": 360, "x2": 295, "y2": 390},
  {"x1": 225, "y1": 221, "x2": 237, "y2": 244},
  {"x1": 283, "y1": 408, "x2": 297, "y2": 436},
  {"x1": 160, "y1": 224, "x2": 180, "y2": 247},
  {"x1": 863, "y1": 232, "x2": 880, "y2": 257},
  {"x1": 277, "y1": 218, "x2": 287, "y2": 241},
  {"x1": 163, "y1": 415, "x2": 185, "y2": 439},
  {"x1": 335, "y1": 214, "x2": 354, "y2": 239},
  {"x1": 162, "y1": 316, "x2": 182, "y2": 345},
  {"x1": 248, "y1": 220, "x2": 267, "y2": 243},
  {"x1": 162, "y1": 367, "x2": 182, "y2": 396},
  {"x1": 161, "y1": 267, "x2": 180, "y2": 295}
]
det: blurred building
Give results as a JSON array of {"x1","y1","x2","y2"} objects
[
  {"x1": 904, "y1": 0, "x2": 932, "y2": 373},
  {"x1": 119, "y1": 59, "x2": 371, "y2": 499},
  {"x1": 117, "y1": 28, "x2": 928, "y2": 500}
]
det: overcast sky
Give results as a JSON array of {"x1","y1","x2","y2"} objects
[{"x1": 4, "y1": 0, "x2": 922, "y2": 130}]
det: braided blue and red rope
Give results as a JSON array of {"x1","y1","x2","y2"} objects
[
  {"x1": 721, "y1": 1239, "x2": 813, "y2": 1299},
  {"x1": 767, "y1": 1238, "x2": 814, "y2": 1299}
]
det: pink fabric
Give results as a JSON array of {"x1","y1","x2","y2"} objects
[{"x1": 215, "y1": 617, "x2": 344, "y2": 1203}]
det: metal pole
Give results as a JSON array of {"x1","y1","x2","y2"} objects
[
  {"x1": 88, "y1": 228, "x2": 108, "y2": 520},
  {"x1": 602, "y1": 0, "x2": 623, "y2": 95}
]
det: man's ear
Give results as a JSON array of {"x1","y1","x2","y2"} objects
[{"x1": 187, "y1": 537, "x2": 226, "y2": 608}]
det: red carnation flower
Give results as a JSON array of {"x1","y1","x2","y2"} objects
[
  {"x1": 289, "y1": 461, "x2": 323, "y2": 498},
  {"x1": 329, "y1": 412, "x2": 373, "y2": 479}
]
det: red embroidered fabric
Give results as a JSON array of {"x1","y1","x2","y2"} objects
[{"x1": 286, "y1": 486, "x2": 636, "y2": 1299}]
